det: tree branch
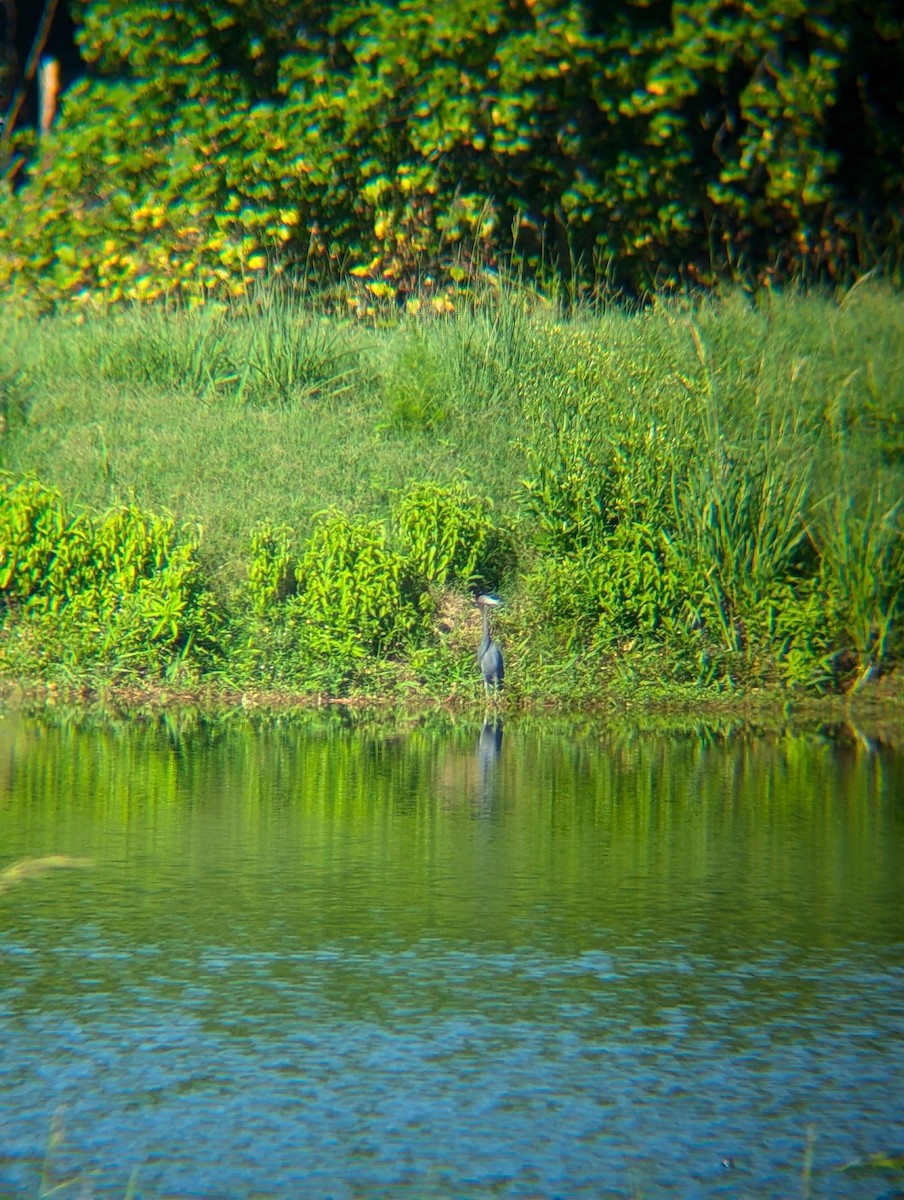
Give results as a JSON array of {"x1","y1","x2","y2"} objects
[{"x1": 1, "y1": 0, "x2": 59, "y2": 168}]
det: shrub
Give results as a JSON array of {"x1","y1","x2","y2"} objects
[
  {"x1": 2, "y1": 1, "x2": 900, "y2": 307},
  {"x1": 291, "y1": 509, "x2": 426, "y2": 667},
  {"x1": 393, "y1": 480, "x2": 506, "y2": 590},
  {"x1": 247, "y1": 522, "x2": 297, "y2": 613},
  {"x1": 0, "y1": 475, "x2": 219, "y2": 676}
]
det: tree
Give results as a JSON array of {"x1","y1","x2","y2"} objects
[{"x1": 0, "y1": 0, "x2": 901, "y2": 305}]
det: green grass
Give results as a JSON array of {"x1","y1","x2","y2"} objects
[
  {"x1": 0, "y1": 290, "x2": 540, "y2": 589},
  {"x1": 1, "y1": 279, "x2": 902, "y2": 703}
]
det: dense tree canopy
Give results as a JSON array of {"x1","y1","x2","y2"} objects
[{"x1": 1, "y1": 0, "x2": 902, "y2": 303}]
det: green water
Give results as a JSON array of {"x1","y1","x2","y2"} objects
[{"x1": 0, "y1": 709, "x2": 902, "y2": 1199}]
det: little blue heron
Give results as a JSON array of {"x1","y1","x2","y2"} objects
[{"x1": 476, "y1": 594, "x2": 504, "y2": 697}]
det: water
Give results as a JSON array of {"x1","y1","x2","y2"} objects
[{"x1": 1, "y1": 709, "x2": 902, "y2": 1199}]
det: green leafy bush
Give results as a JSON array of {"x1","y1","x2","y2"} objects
[
  {"x1": 394, "y1": 480, "x2": 505, "y2": 590},
  {"x1": 0, "y1": 475, "x2": 219, "y2": 675},
  {"x1": 0, "y1": 476, "x2": 75, "y2": 601},
  {"x1": 522, "y1": 524, "x2": 700, "y2": 652},
  {"x1": 247, "y1": 522, "x2": 297, "y2": 613},
  {"x1": 291, "y1": 509, "x2": 426, "y2": 669},
  {"x1": 518, "y1": 316, "x2": 701, "y2": 553},
  {"x1": 1, "y1": 0, "x2": 900, "y2": 307},
  {"x1": 515, "y1": 299, "x2": 904, "y2": 689},
  {"x1": 239, "y1": 485, "x2": 509, "y2": 692},
  {"x1": 521, "y1": 410, "x2": 613, "y2": 554},
  {"x1": 754, "y1": 578, "x2": 835, "y2": 689},
  {"x1": 673, "y1": 438, "x2": 814, "y2": 656}
]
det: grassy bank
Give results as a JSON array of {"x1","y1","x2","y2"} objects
[{"x1": 1, "y1": 281, "x2": 902, "y2": 708}]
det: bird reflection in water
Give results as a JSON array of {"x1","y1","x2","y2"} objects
[{"x1": 476, "y1": 717, "x2": 504, "y2": 810}]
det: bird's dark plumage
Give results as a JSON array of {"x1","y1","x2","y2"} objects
[{"x1": 476, "y1": 594, "x2": 504, "y2": 695}]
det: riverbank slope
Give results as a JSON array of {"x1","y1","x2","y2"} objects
[{"x1": 2, "y1": 284, "x2": 901, "y2": 710}]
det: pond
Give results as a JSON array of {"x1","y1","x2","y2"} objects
[{"x1": 0, "y1": 708, "x2": 902, "y2": 1199}]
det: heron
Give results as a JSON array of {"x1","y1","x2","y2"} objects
[{"x1": 476, "y1": 594, "x2": 504, "y2": 697}]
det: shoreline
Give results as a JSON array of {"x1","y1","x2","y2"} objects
[{"x1": 2, "y1": 673, "x2": 901, "y2": 743}]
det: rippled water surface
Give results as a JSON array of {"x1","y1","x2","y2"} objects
[{"x1": 1, "y1": 710, "x2": 902, "y2": 1199}]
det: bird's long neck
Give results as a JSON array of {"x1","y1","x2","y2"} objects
[{"x1": 478, "y1": 605, "x2": 492, "y2": 657}]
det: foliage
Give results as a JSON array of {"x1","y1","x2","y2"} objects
[
  {"x1": 236, "y1": 481, "x2": 512, "y2": 693},
  {"x1": 810, "y1": 490, "x2": 904, "y2": 680},
  {"x1": 1, "y1": 1, "x2": 902, "y2": 307},
  {"x1": 241, "y1": 510, "x2": 430, "y2": 693},
  {"x1": 393, "y1": 480, "x2": 505, "y2": 590},
  {"x1": 289, "y1": 509, "x2": 427, "y2": 677},
  {"x1": 672, "y1": 409, "x2": 815, "y2": 658},
  {"x1": 233, "y1": 291, "x2": 362, "y2": 406},
  {"x1": 28, "y1": 298, "x2": 361, "y2": 407},
  {"x1": 0, "y1": 286, "x2": 902, "y2": 699},
  {"x1": 247, "y1": 522, "x2": 297, "y2": 613},
  {"x1": 519, "y1": 315, "x2": 700, "y2": 552},
  {"x1": 515, "y1": 288, "x2": 904, "y2": 689},
  {"x1": 90, "y1": 304, "x2": 239, "y2": 397},
  {"x1": 0, "y1": 475, "x2": 220, "y2": 676},
  {"x1": 377, "y1": 328, "x2": 450, "y2": 432},
  {"x1": 375, "y1": 289, "x2": 542, "y2": 448}
]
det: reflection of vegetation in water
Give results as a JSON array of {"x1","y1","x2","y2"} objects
[
  {"x1": 37, "y1": 1106, "x2": 138, "y2": 1200},
  {"x1": 842, "y1": 1150, "x2": 904, "y2": 1177},
  {"x1": 2, "y1": 710, "x2": 901, "y2": 1199},
  {"x1": 2, "y1": 709, "x2": 901, "y2": 965},
  {"x1": 0, "y1": 854, "x2": 93, "y2": 895},
  {"x1": 34, "y1": 1110, "x2": 903, "y2": 1200}
]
